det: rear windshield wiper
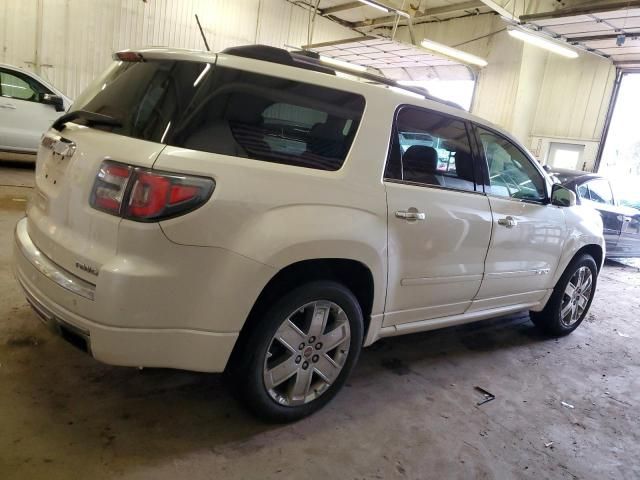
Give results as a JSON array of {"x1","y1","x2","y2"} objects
[{"x1": 52, "y1": 110, "x2": 123, "y2": 132}]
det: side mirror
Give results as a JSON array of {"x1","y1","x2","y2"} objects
[
  {"x1": 42, "y1": 93, "x2": 65, "y2": 112},
  {"x1": 551, "y1": 184, "x2": 576, "y2": 207}
]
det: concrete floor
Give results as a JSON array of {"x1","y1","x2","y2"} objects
[{"x1": 1, "y1": 162, "x2": 639, "y2": 480}]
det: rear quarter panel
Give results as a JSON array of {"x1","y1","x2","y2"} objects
[{"x1": 154, "y1": 93, "x2": 395, "y2": 317}]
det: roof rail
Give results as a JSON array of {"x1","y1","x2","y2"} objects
[{"x1": 221, "y1": 44, "x2": 462, "y2": 110}]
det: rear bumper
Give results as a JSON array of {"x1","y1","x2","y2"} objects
[{"x1": 13, "y1": 217, "x2": 247, "y2": 372}]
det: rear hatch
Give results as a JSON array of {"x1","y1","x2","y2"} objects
[
  {"x1": 29, "y1": 128, "x2": 164, "y2": 283},
  {"x1": 27, "y1": 52, "x2": 217, "y2": 283}
]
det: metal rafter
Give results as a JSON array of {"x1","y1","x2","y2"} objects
[
  {"x1": 478, "y1": 0, "x2": 517, "y2": 20},
  {"x1": 352, "y1": 0, "x2": 484, "y2": 28},
  {"x1": 520, "y1": 0, "x2": 640, "y2": 22},
  {"x1": 320, "y1": 1, "x2": 362, "y2": 15}
]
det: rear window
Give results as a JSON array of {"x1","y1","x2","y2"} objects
[{"x1": 73, "y1": 59, "x2": 366, "y2": 171}]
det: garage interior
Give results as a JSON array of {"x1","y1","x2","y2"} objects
[{"x1": 1, "y1": 0, "x2": 639, "y2": 479}]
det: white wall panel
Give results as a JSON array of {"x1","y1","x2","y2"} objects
[{"x1": 0, "y1": 0, "x2": 356, "y2": 99}]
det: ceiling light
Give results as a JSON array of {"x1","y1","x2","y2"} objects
[
  {"x1": 420, "y1": 39, "x2": 488, "y2": 67},
  {"x1": 320, "y1": 55, "x2": 368, "y2": 72},
  {"x1": 508, "y1": 29, "x2": 579, "y2": 58},
  {"x1": 358, "y1": 0, "x2": 390, "y2": 13}
]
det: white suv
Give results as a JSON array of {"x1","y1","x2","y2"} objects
[{"x1": 14, "y1": 45, "x2": 604, "y2": 422}]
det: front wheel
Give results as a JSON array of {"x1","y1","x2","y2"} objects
[
  {"x1": 231, "y1": 281, "x2": 363, "y2": 422},
  {"x1": 530, "y1": 254, "x2": 597, "y2": 336}
]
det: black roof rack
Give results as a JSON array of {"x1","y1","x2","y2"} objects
[{"x1": 221, "y1": 44, "x2": 462, "y2": 110}]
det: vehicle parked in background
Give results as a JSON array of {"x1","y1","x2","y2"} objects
[
  {"x1": 14, "y1": 45, "x2": 605, "y2": 422},
  {"x1": 0, "y1": 64, "x2": 71, "y2": 160},
  {"x1": 550, "y1": 168, "x2": 640, "y2": 258}
]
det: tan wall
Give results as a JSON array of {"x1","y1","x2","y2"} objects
[{"x1": 393, "y1": 13, "x2": 615, "y2": 170}]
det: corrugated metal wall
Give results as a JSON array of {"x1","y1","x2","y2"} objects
[{"x1": 0, "y1": 0, "x2": 356, "y2": 99}]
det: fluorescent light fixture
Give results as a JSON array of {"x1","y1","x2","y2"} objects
[
  {"x1": 420, "y1": 39, "x2": 488, "y2": 67},
  {"x1": 508, "y1": 29, "x2": 579, "y2": 58},
  {"x1": 358, "y1": 0, "x2": 389, "y2": 13},
  {"x1": 320, "y1": 55, "x2": 367, "y2": 72}
]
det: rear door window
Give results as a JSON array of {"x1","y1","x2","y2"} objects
[
  {"x1": 385, "y1": 107, "x2": 477, "y2": 192},
  {"x1": 73, "y1": 60, "x2": 365, "y2": 171}
]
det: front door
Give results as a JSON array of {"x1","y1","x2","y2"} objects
[
  {"x1": 577, "y1": 178, "x2": 624, "y2": 254},
  {"x1": 0, "y1": 68, "x2": 58, "y2": 153},
  {"x1": 384, "y1": 107, "x2": 492, "y2": 327},
  {"x1": 472, "y1": 126, "x2": 567, "y2": 311}
]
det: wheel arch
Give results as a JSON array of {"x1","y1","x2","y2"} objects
[
  {"x1": 226, "y1": 258, "x2": 376, "y2": 371},
  {"x1": 575, "y1": 243, "x2": 604, "y2": 272}
]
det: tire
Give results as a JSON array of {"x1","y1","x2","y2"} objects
[
  {"x1": 530, "y1": 254, "x2": 597, "y2": 336},
  {"x1": 230, "y1": 280, "x2": 364, "y2": 423}
]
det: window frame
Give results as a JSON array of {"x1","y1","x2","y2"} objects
[
  {"x1": 383, "y1": 104, "x2": 484, "y2": 194},
  {"x1": 0, "y1": 67, "x2": 49, "y2": 104},
  {"x1": 471, "y1": 122, "x2": 550, "y2": 205}
]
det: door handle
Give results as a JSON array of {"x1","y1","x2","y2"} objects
[
  {"x1": 395, "y1": 209, "x2": 426, "y2": 221},
  {"x1": 624, "y1": 217, "x2": 632, "y2": 223},
  {"x1": 498, "y1": 216, "x2": 518, "y2": 228},
  {"x1": 0, "y1": 103, "x2": 16, "y2": 109}
]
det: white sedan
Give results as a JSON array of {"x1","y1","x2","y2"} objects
[{"x1": 0, "y1": 64, "x2": 71, "y2": 159}]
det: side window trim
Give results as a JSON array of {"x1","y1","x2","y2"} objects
[
  {"x1": 468, "y1": 122, "x2": 488, "y2": 193},
  {"x1": 383, "y1": 104, "x2": 483, "y2": 193},
  {"x1": 471, "y1": 122, "x2": 549, "y2": 205}
]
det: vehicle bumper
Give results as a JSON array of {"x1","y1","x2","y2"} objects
[{"x1": 13, "y1": 217, "x2": 273, "y2": 373}]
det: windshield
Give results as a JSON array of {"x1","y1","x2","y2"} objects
[{"x1": 72, "y1": 59, "x2": 366, "y2": 171}]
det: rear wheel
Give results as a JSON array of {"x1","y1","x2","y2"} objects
[
  {"x1": 231, "y1": 281, "x2": 363, "y2": 422},
  {"x1": 530, "y1": 254, "x2": 597, "y2": 336}
]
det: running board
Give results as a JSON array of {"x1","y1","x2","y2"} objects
[{"x1": 377, "y1": 302, "x2": 539, "y2": 338}]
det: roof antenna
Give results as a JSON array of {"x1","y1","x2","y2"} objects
[{"x1": 195, "y1": 14, "x2": 211, "y2": 51}]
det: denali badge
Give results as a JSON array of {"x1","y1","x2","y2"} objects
[{"x1": 75, "y1": 262, "x2": 99, "y2": 276}]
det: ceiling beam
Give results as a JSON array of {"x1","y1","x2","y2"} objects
[
  {"x1": 423, "y1": 1, "x2": 484, "y2": 17},
  {"x1": 478, "y1": 0, "x2": 517, "y2": 20},
  {"x1": 521, "y1": 0, "x2": 640, "y2": 22},
  {"x1": 352, "y1": 0, "x2": 484, "y2": 28},
  {"x1": 320, "y1": 1, "x2": 361, "y2": 15},
  {"x1": 566, "y1": 33, "x2": 640, "y2": 42}
]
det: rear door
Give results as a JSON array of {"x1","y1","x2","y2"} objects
[
  {"x1": 472, "y1": 125, "x2": 567, "y2": 311},
  {"x1": 0, "y1": 67, "x2": 59, "y2": 152},
  {"x1": 384, "y1": 107, "x2": 492, "y2": 327},
  {"x1": 618, "y1": 209, "x2": 640, "y2": 256}
]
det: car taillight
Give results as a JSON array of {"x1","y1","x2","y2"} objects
[
  {"x1": 91, "y1": 162, "x2": 132, "y2": 214},
  {"x1": 90, "y1": 161, "x2": 215, "y2": 222}
]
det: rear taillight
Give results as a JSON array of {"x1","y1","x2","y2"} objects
[{"x1": 90, "y1": 161, "x2": 215, "y2": 222}]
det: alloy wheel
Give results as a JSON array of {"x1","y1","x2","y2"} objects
[
  {"x1": 263, "y1": 300, "x2": 351, "y2": 406},
  {"x1": 560, "y1": 266, "x2": 593, "y2": 327}
]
